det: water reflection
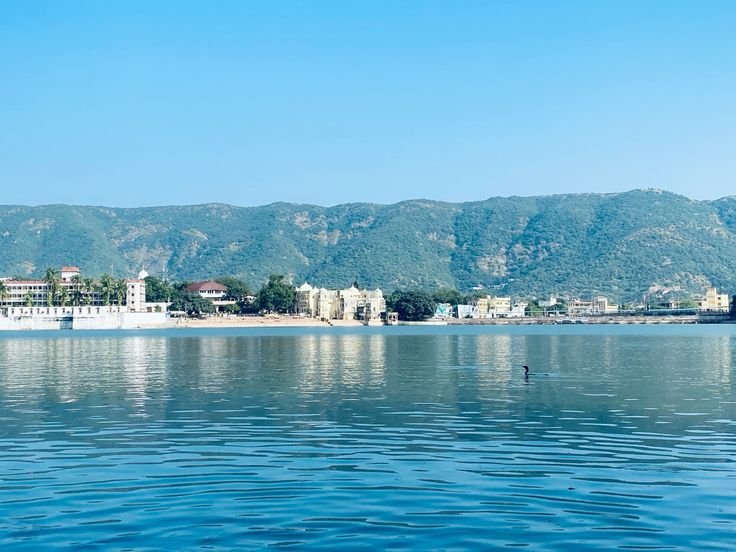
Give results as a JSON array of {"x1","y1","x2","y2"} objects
[{"x1": 0, "y1": 327, "x2": 735, "y2": 550}]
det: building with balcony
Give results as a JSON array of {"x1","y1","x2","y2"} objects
[
  {"x1": 698, "y1": 287, "x2": 730, "y2": 312},
  {"x1": 295, "y1": 283, "x2": 386, "y2": 322}
]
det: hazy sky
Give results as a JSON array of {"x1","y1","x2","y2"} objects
[{"x1": 1, "y1": 1, "x2": 734, "y2": 207}]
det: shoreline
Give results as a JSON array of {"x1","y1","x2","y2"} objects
[
  {"x1": 173, "y1": 313, "x2": 732, "y2": 329},
  {"x1": 1, "y1": 313, "x2": 731, "y2": 331},
  {"x1": 174, "y1": 316, "x2": 366, "y2": 329}
]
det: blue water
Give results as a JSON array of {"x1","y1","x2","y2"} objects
[{"x1": 1, "y1": 325, "x2": 735, "y2": 550}]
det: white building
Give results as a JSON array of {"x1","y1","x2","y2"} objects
[
  {"x1": 184, "y1": 280, "x2": 228, "y2": 300},
  {"x1": 126, "y1": 279, "x2": 146, "y2": 312},
  {"x1": 0, "y1": 265, "x2": 168, "y2": 330}
]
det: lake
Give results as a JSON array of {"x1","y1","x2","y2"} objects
[{"x1": 1, "y1": 325, "x2": 735, "y2": 550}]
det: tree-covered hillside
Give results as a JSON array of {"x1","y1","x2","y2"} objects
[{"x1": 1, "y1": 190, "x2": 736, "y2": 300}]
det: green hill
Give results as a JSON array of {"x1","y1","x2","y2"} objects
[{"x1": 1, "y1": 190, "x2": 735, "y2": 301}]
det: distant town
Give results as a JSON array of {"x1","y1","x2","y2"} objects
[{"x1": 0, "y1": 264, "x2": 733, "y2": 330}]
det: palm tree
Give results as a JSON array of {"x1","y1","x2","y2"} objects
[
  {"x1": 114, "y1": 279, "x2": 127, "y2": 306},
  {"x1": 99, "y1": 274, "x2": 114, "y2": 306},
  {"x1": 58, "y1": 286, "x2": 69, "y2": 307},
  {"x1": 69, "y1": 274, "x2": 83, "y2": 306},
  {"x1": 0, "y1": 280, "x2": 8, "y2": 305},
  {"x1": 0, "y1": 280, "x2": 8, "y2": 314},
  {"x1": 44, "y1": 267, "x2": 60, "y2": 307},
  {"x1": 25, "y1": 291, "x2": 34, "y2": 307},
  {"x1": 71, "y1": 287, "x2": 84, "y2": 307},
  {"x1": 82, "y1": 277, "x2": 96, "y2": 305}
]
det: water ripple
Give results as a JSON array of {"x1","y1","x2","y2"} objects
[{"x1": 1, "y1": 329, "x2": 735, "y2": 550}]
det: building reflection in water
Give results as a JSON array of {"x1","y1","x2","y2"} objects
[
  {"x1": 189, "y1": 337, "x2": 234, "y2": 394},
  {"x1": 121, "y1": 336, "x2": 167, "y2": 415},
  {"x1": 1, "y1": 329, "x2": 733, "y2": 431},
  {"x1": 296, "y1": 334, "x2": 386, "y2": 392},
  {"x1": 706, "y1": 336, "x2": 732, "y2": 385}
]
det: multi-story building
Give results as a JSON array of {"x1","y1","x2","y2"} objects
[
  {"x1": 568, "y1": 297, "x2": 618, "y2": 316},
  {"x1": 295, "y1": 283, "x2": 386, "y2": 322},
  {"x1": 0, "y1": 266, "x2": 151, "y2": 313},
  {"x1": 185, "y1": 280, "x2": 227, "y2": 300},
  {"x1": 126, "y1": 279, "x2": 146, "y2": 312},
  {"x1": 0, "y1": 266, "x2": 95, "y2": 308},
  {"x1": 469, "y1": 295, "x2": 513, "y2": 318},
  {"x1": 183, "y1": 280, "x2": 237, "y2": 312},
  {"x1": 593, "y1": 296, "x2": 619, "y2": 314},
  {"x1": 567, "y1": 299, "x2": 593, "y2": 316},
  {"x1": 0, "y1": 266, "x2": 168, "y2": 330},
  {"x1": 698, "y1": 287, "x2": 730, "y2": 312}
]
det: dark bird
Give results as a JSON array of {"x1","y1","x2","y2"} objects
[{"x1": 523, "y1": 365, "x2": 529, "y2": 375}]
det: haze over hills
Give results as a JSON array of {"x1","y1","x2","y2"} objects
[{"x1": 2, "y1": 189, "x2": 736, "y2": 301}]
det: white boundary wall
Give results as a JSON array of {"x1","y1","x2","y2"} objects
[{"x1": 0, "y1": 307, "x2": 170, "y2": 331}]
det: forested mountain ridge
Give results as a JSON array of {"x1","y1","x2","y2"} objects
[{"x1": 2, "y1": 189, "x2": 736, "y2": 301}]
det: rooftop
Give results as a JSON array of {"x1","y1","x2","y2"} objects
[{"x1": 185, "y1": 281, "x2": 228, "y2": 292}]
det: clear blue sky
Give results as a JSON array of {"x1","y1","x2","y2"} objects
[{"x1": 1, "y1": 1, "x2": 734, "y2": 207}]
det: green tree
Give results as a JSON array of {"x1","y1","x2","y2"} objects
[
  {"x1": 525, "y1": 300, "x2": 544, "y2": 317},
  {"x1": 82, "y1": 277, "x2": 96, "y2": 305},
  {"x1": 144, "y1": 276, "x2": 172, "y2": 303},
  {"x1": 548, "y1": 297, "x2": 568, "y2": 315},
  {"x1": 0, "y1": 280, "x2": 8, "y2": 314},
  {"x1": 169, "y1": 292, "x2": 215, "y2": 316},
  {"x1": 99, "y1": 274, "x2": 114, "y2": 306},
  {"x1": 220, "y1": 303, "x2": 241, "y2": 315},
  {"x1": 44, "y1": 267, "x2": 60, "y2": 307},
  {"x1": 389, "y1": 290, "x2": 436, "y2": 321},
  {"x1": 432, "y1": 287, "x2": 464, "y2": 305},
  {"x1": 215, "y1": 276, "x2": 251, "y2": 301},
  {"x1": 255, "y1": 274, "x2": 295, "y2": 313},
  {"x1": 113, "y1": 279, "x2": 127, "y2": 305},
  {"x1": 58, "y1": 286, "x2": 69, "y2": 307},
  {"x1": 25, "y1": 290, "x2": 34, "y2": 307},
  {"x1": 69, "y1": 275, "x2": 84, "y2": 306}
]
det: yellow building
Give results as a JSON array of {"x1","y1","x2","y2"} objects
[
  {"x1": 469, "y1": 295, "x2": 513, "y2": 318},
  {"x1": 698, "y1": 287, "x2": 730, "y2": 312}
]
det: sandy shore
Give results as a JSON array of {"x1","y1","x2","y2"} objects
[
  {"x1": 174, "y1": 315, "x2": 365, "y2": 328},
  {"x1": 170, "y1": 313, "x2": 730, "y2": 329}
]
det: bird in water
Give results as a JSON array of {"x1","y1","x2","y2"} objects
[{"x1": 523, "y1": 365, "x2": 553, "y2": 377}]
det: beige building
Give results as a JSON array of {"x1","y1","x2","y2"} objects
[
  {"x1": 469, "y1": 295, "x2": 513, "y2": 318},
  {"x1": 295, "y1": 283, "x2": 386, "y2": 322},
  {"x1": 593, "y1": 296, "x2": 619, "y2": 314},
  {"x1": 568, "y1": 297, "x2": 618, "y2": 316},
  {"x1": 698, "y1": 287, "x2": 730, "y2": 312},
  {"x1": 567, "y1": 299, "x2": 593, "y2": 316}
]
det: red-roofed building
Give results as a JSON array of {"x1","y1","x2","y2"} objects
[
  {"x1": 185, "y1": 280, "x2": 228, "y2": 299},
  {"x1": 184, "y1": 280, "x2": 235, "y2": 312}
]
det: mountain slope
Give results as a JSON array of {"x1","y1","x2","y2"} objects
[{"x1": 1, "y1": 190, "x2": 735, "y2": 300}]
